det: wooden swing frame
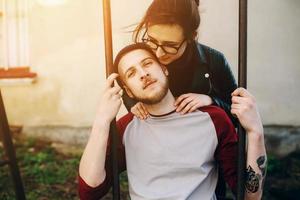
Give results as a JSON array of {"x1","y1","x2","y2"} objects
[{"x1": 102, "y1": 0, "x2": 247, "y2": 199}]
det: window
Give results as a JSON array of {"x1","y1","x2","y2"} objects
[{"x1": 0, "y1": 0, "x2": 36, "y2": 80}]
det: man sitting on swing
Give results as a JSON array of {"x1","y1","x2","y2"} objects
[{"x1": 78, "y1": 43, "x2": 267, "y2": 200}]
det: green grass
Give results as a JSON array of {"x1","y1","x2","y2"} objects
[
  {"x1": 0, "y1": 135, "x2": 130, "y2": 200},
  {"x1": 0, "y1": 136, "x2": 80, "y2": 200},
  {"x1": 263, "y1": 152, "x2": 300, "y2": 200}
]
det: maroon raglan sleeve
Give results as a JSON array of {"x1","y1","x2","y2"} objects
[
  {"x1": 78, "y1": 113, "x2": 134, "y2": 200},
  {"x1": 201, "y1": 106, "x2": 238, "y2": 194}
]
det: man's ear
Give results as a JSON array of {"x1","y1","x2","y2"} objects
[
  {"x1": 161, "y1": 65, "x2": 169, "y2": 76},
  {"x1": 124, "y1": 85, "x2": 134, "y2": 98}
]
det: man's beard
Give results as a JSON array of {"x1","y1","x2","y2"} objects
[{"x1": 131, "y1": 79, "x2": 169, "y2": 105}]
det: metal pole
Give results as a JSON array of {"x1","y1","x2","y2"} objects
[
  {"x1": 237, "y1": 0, "x2": 247, "y2": 199},
  {"x1": 102, "y1": 0, "x2": 120, "y2": 199},
  {"x1": 0, "y1": 90, "x2": 26, "y2": 200}
]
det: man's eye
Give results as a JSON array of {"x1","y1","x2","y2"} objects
[
  {"x1": 127, "y1": 71, "x2": 135, "y2": 78},
  {"x1": 144, "y1": 61, "x2": 153, "y2": 66}
]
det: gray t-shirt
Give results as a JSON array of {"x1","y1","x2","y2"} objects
[
  {"x1": 124, "y1": 110, "x2": 218, "y2": 200},
  {"x1": 78, "y1": 106, "x2": 238, "y2": 200}
]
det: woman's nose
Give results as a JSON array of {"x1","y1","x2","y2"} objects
[{"x1": 156, "y1": 46, "x2": 166, "y2": 58}]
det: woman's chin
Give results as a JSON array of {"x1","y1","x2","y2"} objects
[{"x1": 159, "y1": 58, "x2": 172, "y2": 65}]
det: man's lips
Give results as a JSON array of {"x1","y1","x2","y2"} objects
[{"x1": 143, "y1": 80, "x2": 157, "y2": 89}]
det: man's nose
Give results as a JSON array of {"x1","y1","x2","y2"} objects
[
  {"x1": 139, "y1": 69, "x2": 150, "y2": 81},
  {"x1": 156, "y1": 46, "x2": 166, "y2": 58}
]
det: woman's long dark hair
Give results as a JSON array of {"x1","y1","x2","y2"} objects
[{"x1": 133, "y1": 0, "x2": 200, "y2": 42}]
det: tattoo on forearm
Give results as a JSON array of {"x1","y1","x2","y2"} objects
[
  {"x1": 245, "y1": 155, "x2": 267, "y2": 193},
  {"x1": 245, "y1": 165, "x2": 260, "y2": 193},
  {"x1": 257, "y1": 155, "x2": 267, "y2": 188},
  {"x1": 257, "y1": 156, "x2": 267, "y2": 176}
]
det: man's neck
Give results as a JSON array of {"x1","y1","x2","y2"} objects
[{"x1": 144, "y1": 90, "x2": 176, "y2": 116}]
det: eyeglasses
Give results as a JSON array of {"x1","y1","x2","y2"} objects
[{"x1": 142, "y1": 31, "x2": 186, "y2": 55}]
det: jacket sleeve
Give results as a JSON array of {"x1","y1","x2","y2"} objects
[{"x1": 208, "y1": 50, "x2": 238, "y2": 126}]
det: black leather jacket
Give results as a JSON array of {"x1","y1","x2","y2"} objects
[{"x1": 122, "y1": 41, "x2": 238, "y2": 125}]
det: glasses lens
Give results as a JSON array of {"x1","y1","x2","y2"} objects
[
  {"x1": 143, "y1": 38, "x2": 182, "y2": 54},
  {"x1": 162, "y1": 46, "x2": 178, "y2": 54},
  {"x1": 143, "y1": 40, "x2": 157, "y2": 50}
]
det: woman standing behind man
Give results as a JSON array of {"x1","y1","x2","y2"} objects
[{"x1": 123, "y1": 0, "x2": 238, "y2": 125}]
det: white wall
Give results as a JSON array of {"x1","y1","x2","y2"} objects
[
  {"x1": 1, "y1": 0, "x2": 300, "y2": 127},
  {"x1": 247, "y1": 0, "x2": 300, "y2": 125},
  {"x1": 2, "y1": 0, "x2": 105, "y2": 127}
]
